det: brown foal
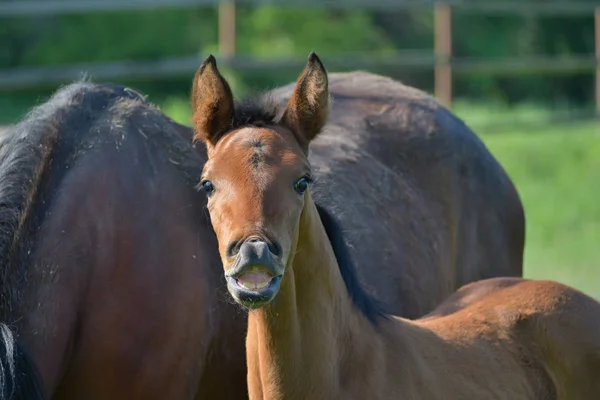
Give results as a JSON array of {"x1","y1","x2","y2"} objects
[{"x1": 192, "y1": 53, "x2": 600, "y2": 399}]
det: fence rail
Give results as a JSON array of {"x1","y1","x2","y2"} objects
[
  {"x1": 1, "y1": 0, "x2": 599, "y2": 16},
  {"x1": 1, "y1": 0, "x2": 599, "y2": 113},
  {"x1": 1, "y1": 54, "x2": 596, "y2": 91}
]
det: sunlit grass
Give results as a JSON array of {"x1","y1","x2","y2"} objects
[{"x1": 453, "y1": 104, "x2": 600, "y2": 300}]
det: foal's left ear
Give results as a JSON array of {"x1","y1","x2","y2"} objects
[
  {"x1": 191, "y1": 55, "x2": 235, "y2": 146},
  {"x1": 281, "y1": 52, "x2": 329, "y2": 150}
]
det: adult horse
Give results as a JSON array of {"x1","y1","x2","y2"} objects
[
  {"x1": 268, "y1": 64, "x2": 525, "y2": 317},
  {"x1": 192, "y1": 52, "x2": 600, "y2": 399},
  {"x1": 0, "y1": 61, "x2": 522, "y2": 398}
]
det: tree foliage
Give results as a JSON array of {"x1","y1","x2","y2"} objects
[{"x1": 0, "y1": 1, "x2": 595, "y2": 114}]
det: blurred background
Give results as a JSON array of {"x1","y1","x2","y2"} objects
[{"x1": 1, "y1": 0, "x2": 599, "y2": 299}]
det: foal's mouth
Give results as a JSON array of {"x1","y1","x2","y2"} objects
[
  {"x1": 234, "y1": 267, "x2": 276, "y2": 291},
  {"x1": 225, "y1": 265, "x2": 283, "y2": 308}
]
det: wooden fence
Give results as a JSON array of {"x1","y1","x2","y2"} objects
[{"x1": 1, "y1": 0, "x2": 599, "y2": 114}]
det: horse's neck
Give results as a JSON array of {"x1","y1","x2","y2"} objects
[{"x1": 246, "y1": 198, "x2": 380, "y2": 399}]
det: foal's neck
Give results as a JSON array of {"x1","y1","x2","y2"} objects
[{"x1": 246, "y1": 196, "x2": 380, "y2": 399}]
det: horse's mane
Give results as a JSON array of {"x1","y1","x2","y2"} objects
[
  {"x1": 230, "y1": 94, "x2": 280, "y2": 129},
  {"x1": 315, "y1": 204, "x2": 387, "y2": 325}
]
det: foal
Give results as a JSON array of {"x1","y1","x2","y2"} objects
[{"x1": 192, "y1": 53, "x2": 600, "y2": 399}]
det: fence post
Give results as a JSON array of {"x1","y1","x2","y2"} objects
[
  {"x1": 219, "y1": 0, "x2": 236, "y2": 60},
  {"x1": 594, "y1": 7, "x2": 600, "y2": 117},
  {"x1": 434, "y1": 2, "x2": 452, "y2": 109}
]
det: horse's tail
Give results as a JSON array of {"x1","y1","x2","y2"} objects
[{"x1": 0, "y1": 323, "x2": 44, "y2": 400}]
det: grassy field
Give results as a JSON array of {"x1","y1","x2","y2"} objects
[
  {"x1": 3, "y1": 94, "x2": 599, "y2": 300},
  {"x1": 453, "y1": 102, "x2": 600, "y2": 300}
]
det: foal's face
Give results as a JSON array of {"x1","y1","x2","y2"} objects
[
  {"x1": 191, "y1": 52, "x2": 329, "y2": 308},
  {"x1": 200, "y1": 126, "x2": 311, "y2": 307}
]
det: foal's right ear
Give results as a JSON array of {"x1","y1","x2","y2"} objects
[{"x1": 191, "y1": 55, "x2": 234, "y2": 146}]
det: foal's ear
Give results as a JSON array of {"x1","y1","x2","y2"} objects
[
  {"x1": 191, "y1": 55, "x2": 234, "y2": 146},
  {"x1": 281, "y1": 52, "x2": 329, "y2": 149}
]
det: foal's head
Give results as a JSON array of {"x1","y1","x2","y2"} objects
[{"x1": 192, "y1": 53, "x2": 329, "y2": 308}]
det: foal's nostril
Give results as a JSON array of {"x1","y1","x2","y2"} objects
[
  {"x1": 268, "y1": 241, "x2": 281, "y2": 257},
  {"x1": 226, "y1": 240, "x2": 242, "y2": 257}
]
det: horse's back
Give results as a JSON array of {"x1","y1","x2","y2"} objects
[
  {"x1": 499, "y1": 280, "x2": 600, "y2": 398},
  {"x1": 272, "y1": 71, "x2": 524, "y2": 317},
  {"x1": 420, "y1": 277, "x2": 525, "y2": 319},
  {"x1": 423, "y1": 278, "x2": 600, "y2": 398},
  {"x1": 1, "y1": 82, "x2": 247, "y2": 399},
  {"x1": 511, "y1": 280, "x2": 600, "y2": 398},
  {"x1": 323, "y1": 71, "x2": 525, "y2": 284}
]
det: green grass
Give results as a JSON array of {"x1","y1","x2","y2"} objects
[{"x1": 453, "y1": 103, "x2": 600, "y2": 300}]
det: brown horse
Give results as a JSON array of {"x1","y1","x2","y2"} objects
[
  {"x1": 0, "y1": 60, "x2": 522, "y2": 397},
  {"x1": 269, "y1": 67, "x2": 525, "y2": 318},
  {"x1": 0, "y1": 83, "x2": 246, "y2": 399},
  {"x1": 192, "y1": 53, "x2": 600, "y2": 399}
]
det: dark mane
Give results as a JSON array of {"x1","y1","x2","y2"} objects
[
  {"x1": 230, "y1": 94, "x2": 279, "y2": 131},
  {"x1": 315, "y1": 204, "x2": 387, "y2": 325}
]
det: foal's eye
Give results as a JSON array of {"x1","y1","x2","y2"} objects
[
  {"x1": 200, "y1": 180, "x2": 215, "y2": 196},
  {"x1": 294, "y1": 176, "x2": 311, "y2": 195}
]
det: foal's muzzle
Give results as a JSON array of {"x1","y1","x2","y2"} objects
[{"x1": 225, "y1": 237, "x2": 284, "y2": 308}]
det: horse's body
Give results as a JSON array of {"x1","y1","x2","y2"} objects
[
  {"x1": 250, "y1": 205, "x2": 600, "y2": 399},
  {"x1": 194, "y1": 53, "x2": 600, "y2": 400},
  {"x1": 0, "y1": 64, "x2": 522, "y2": 397},
  {"x1": 0, "y1": 83, "x2": 245, "y2": 399},
  {"x1": 273, "y1": 71, "x2": 524, "y2": 317}
]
